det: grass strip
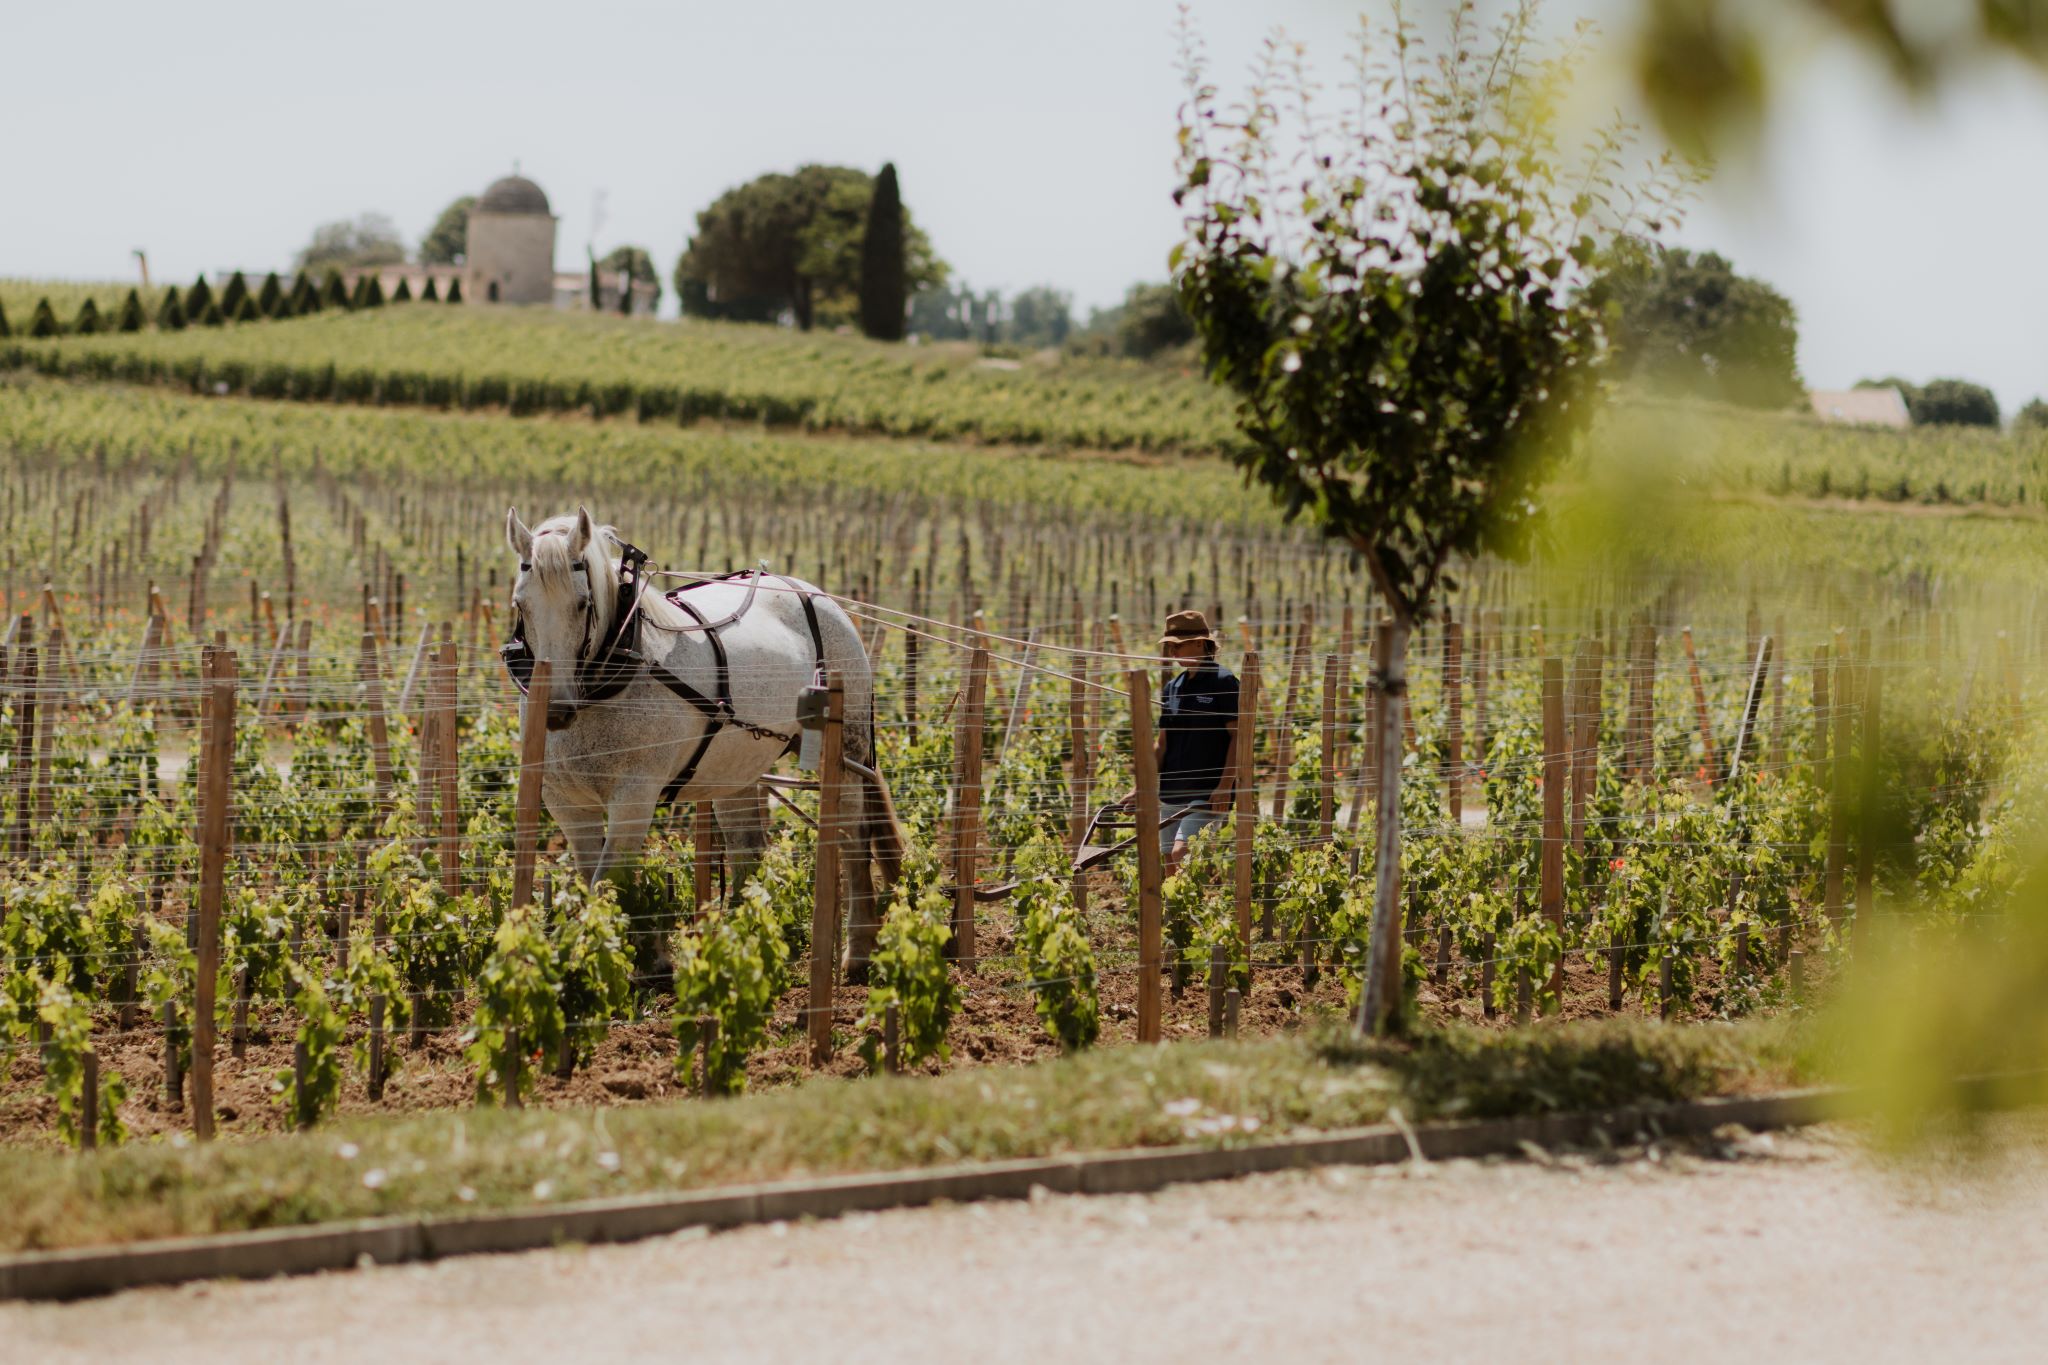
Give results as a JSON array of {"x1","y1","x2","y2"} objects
[{"x1": 0, "y1": 1019, "x2": 1799, "y2": 1254}]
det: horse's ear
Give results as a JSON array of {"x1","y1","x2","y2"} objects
[
  {"x1": 505, "y1": 507, "x2": 533, "y2": 560},
  {"x1": 571, "y1": 505, "x2": 593, "y2": 558}
]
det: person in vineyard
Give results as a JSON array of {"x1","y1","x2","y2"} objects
[{"x1": 1125, "y1": 609, "x2": 1240, "y2": 875}]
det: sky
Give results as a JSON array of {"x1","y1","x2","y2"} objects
[{"x1": 5, "y1": 1, "x2": 2045, "y2": 411}]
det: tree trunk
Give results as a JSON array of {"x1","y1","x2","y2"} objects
[
  {"x1": 794, "y1": 275, "x2": 814, "y2": 331},
  {"x1": 1358, "y1": 612, "x2": 1411, "y2": 1035}
]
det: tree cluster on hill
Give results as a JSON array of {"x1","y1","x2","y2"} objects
[
  {"x1": 296, "y1": 214, "x2": 407, "y2": 272},
  {"x1": 1856, "y1": 376, "x2": 2002, "y2": 428},
  {"x1": 419, "y1": 197, "x2": 475, "y2": 266},
  {"x1": 1068, "y1": 283, "x2": 1196, "y2": 361},
  {"x1": 675, "y1": 164, "x2": 945, "y2": 332},
  {"x1": 1593, "y1": 240, "x2": 1805, "y2": 409},
  {"x1": 2018, "y1": 399, "x2": 2048, "y2": 431},
  {"x1": 599, "y1": 246, "x2": 661, "y2": 314},
  {"x1": 2, "y1": 262, "x2": 449, "y2": 339},
  {"x1": 908, "y1": 283, "x2": 1073, "y2": 348}
]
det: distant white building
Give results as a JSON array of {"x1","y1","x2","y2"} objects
[{"x1": 1809, "y1": 387, "x2": 1912, "y2": 429}]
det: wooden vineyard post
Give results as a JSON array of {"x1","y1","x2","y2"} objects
[
  {"x1": 693, "y1": 803, "x2": 716, "y2": 911},
  {"x1": 949, "y1": 647, "x2": 989, "y2": 964},
  {"x1": 1569, "y1": 639, "x2": 1590, "y2": 854},
  {"x1": 33, "y1": 632, "x2": 57, "y2": 845},
  {"x1": 1234, "y1": 652, "x2": 1260, "y2": 952},
  {"x1": 809, "y1": 673, "x2": 844, "y2": 1066},
  {"x1": 1317, "y1": 653, "x2": 1338, "y2": 841},
  {"x1": 360, "y1": 629, "x2": 393, "y2": 814},
  {"x1": 1724, "y1": 637, "x2": 1775, "y2": 785},
  {"x1": 11, "y1": 645, "x2": 33, "y2": 857},
  {"x1": 1269, "y1": 608, "x2": 1310, "y2": 822},
  {"x1": 192, "y1": 647, "x2": 236, "y2": 1141},
  {"x1": 1856, "y1": 663, "x2": 1880, "y2": 943},
  {"x1": 290, "y1": 618, "x2": 314, "y2": 728},
  {"x1": 415, "y1": 654, "x2": 439, "y2": 862},
  {"x1": 1826, "y1": 633, "x2": 1851, "y2": 927},
  {"x1": 1540, "y1": 658, "x2": 1566, "y2": 1010},
  {"x1": 1069, "y1": 648, "x2": 1091, "y2": 915},
  {"x1": 1347, "y1": 620, "x2": 1390, "y2": 837},
  {"x1": 1681, "y1": 626, "x2": 1717, "y2": 782},
  {"x1": 1812, "y1": 646, "x2": 1831, "y2": 790},
  {"x1": 1769, "y1": 616, "x2": 1787, "y2": 773},
  {"x1": 510, "y1": 660, "x2": 552, "y2": 909},
  {"x1": 125, "y1": 611, "x2": 163, "y2": 708},
  {"x1": 398, "y1": 620, "x2": 431, "y2": 713},
  {"x1": 1129, "y1": 669, "x2": 1164, "y2": 1044},
  {"x1": 436, "y1": 632, "x2": 460, "y2": 897},
  {"x1": 1444, "y1": 615, "x2": 1463, "y2": 825},
  {"x1": 1473, "y1": 609, "x2": 1491, "y2": 774}
]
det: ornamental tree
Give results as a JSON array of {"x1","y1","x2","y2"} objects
[{"x1": 1173, "y1": 0, "x2": 1689, "y2": 1033}]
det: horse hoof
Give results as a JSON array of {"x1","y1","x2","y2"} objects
[{"x1": 841, "y1": 960, "x2": 871, "y2": 988}]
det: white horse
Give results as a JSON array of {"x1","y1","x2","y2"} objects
[{"x1": 504, "y1": 507, "x2": 903, "y2": 978}]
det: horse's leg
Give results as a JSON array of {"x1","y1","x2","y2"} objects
[
  {"x1": 838, "y1": 778, "x2": 884, "y2": 983},
  {"x1": 549, "y1": 790, "x2": 609, "y2": 884},
  {"x1": 592, "y1": 777, "x2": 665, "y2": 886},
  {"x1": 593, "y1": 777, "x2": 668, "y2": 981},
  {"x1": 712, "y1": 789, "x2": 770, "y2": 902}
]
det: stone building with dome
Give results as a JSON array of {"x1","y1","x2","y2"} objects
[
  {"x1": 335, "y1": 170, "x2": 659, "y2": 312},
  {"x1": 464, "y1": 174, "x2": 557, "y2": 305}
]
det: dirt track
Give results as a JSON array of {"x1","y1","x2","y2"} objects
[{"x1": 9, "y1": 1122, "x2": 2047, "y2": 1364}]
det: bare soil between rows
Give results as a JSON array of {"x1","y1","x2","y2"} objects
[{"x1": 0, "y1": 887, "x2": 1798, "y2": 1147}]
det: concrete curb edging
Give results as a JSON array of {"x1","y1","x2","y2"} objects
[{"x1": 0, "y1": 1087, "x2": 1838, "y2": 1302}]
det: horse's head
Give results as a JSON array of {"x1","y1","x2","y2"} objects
[{"x1": 505, "y1": 505, "x2": 616, "y2": 730}]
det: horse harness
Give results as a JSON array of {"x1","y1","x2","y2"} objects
[{"x1": 501, "y1": 541, "x2": 829, "y2": 801}]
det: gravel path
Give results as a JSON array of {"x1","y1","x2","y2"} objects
[{"x1": 10, "y1": 1122, "x2": 2047, "y2": 1364}]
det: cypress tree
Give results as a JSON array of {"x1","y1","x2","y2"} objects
[
  {"x1": 391, "y1": 276, "x2": 413, "y2": 302},
  {"x1": 858, "y1": 162, "x2": 907, "y2": 341},
  {"x1": 421, "y1": 276, "x2": 441, "y2": 302},
  {"x1": 158, "y1": 285, "x2": 187, "y2": 330},
  {"x1": 232, "y1": 293, "x2": 260, "y2": 323},
  {"x1": 322, "y1": 270, "x2": 349, "y2": 310},
  {"x1": 29, "y1": 299, "x2": 60, "y2": 337},
  {"x1": 117, "y1": 289, "x2": 146, "y2": 332},
  {"x1": 290, "y1": 274, "x2": 317, "y2": 314},
  {"x1": 73, "y1": 298, "x2": 102, "y2": 335},
  {"x1": 0, "y1": 298, "x2": 9, "y2": 339},
  {"x1": 219, "y1": 270, "x2": 249, "y2": 317},
  {"x1": 359, "y1": 275, "x2": 386, "y2": 308},
  {"x1": 257, "y1": 271, "x2": 285, "y2": 317},
  {"x1": 199, "y1": 299, "x2": 225, "y2": 327},
  {"x1": 446, "y1": 277, "x2": 463, "y2": 303},
  {"x1": 186, "y1": 273, "x2": 213, "y2": 317}
]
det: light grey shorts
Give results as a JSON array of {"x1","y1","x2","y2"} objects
[{"x1": 1160, "y1": 804, "x2": 1225, "y2": 854}]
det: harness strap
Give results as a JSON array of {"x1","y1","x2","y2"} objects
[{"x1": 656, "y1": 593, "x2": 733, "y2": 805}]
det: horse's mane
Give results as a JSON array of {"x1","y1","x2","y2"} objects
[{"x1": 530, "y1": 513, "x2": 624, "y2": 641}]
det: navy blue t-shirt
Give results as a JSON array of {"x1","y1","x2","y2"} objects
[{"x1": 1159, "y1": 661, "x2": 1240, "y2": 804}]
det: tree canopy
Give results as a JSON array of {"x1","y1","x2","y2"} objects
[
  {"x1": 297, "y1": 213, "x2": 406, "y2": 272},
  {"x1": 419, "y1": 196, "x2": 475, "y2": 266},
  {"x1": 599, "y1": 246, "x2": 661, "y2": 313},
  {"x1": 1174, "y1": 0, "x2": 1684, "y2": 1034},
  {"x1": 1857, "y1": 375, "x2": 2002, "y2": 428},
  {"x1": 2018, "y1": 398, "x2": 2048, "y2": 431},
  {"x1": 859, "y1": 163, "x2": 907, "y2": 341},
  {"x1": 675, "y1": 165, "x2": 945, "y2": 330},
  {"x1": 1595, "y1": 240, "x2": 1804, "y2": 409}
]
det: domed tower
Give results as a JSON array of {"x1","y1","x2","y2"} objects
[{"x1": 463, "y1": 174, "x2": 557, "y2": 305}]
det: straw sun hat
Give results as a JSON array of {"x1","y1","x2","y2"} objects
[{"x1": 1159, "y1": 609, "x2": 1215, "y2": 648}]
